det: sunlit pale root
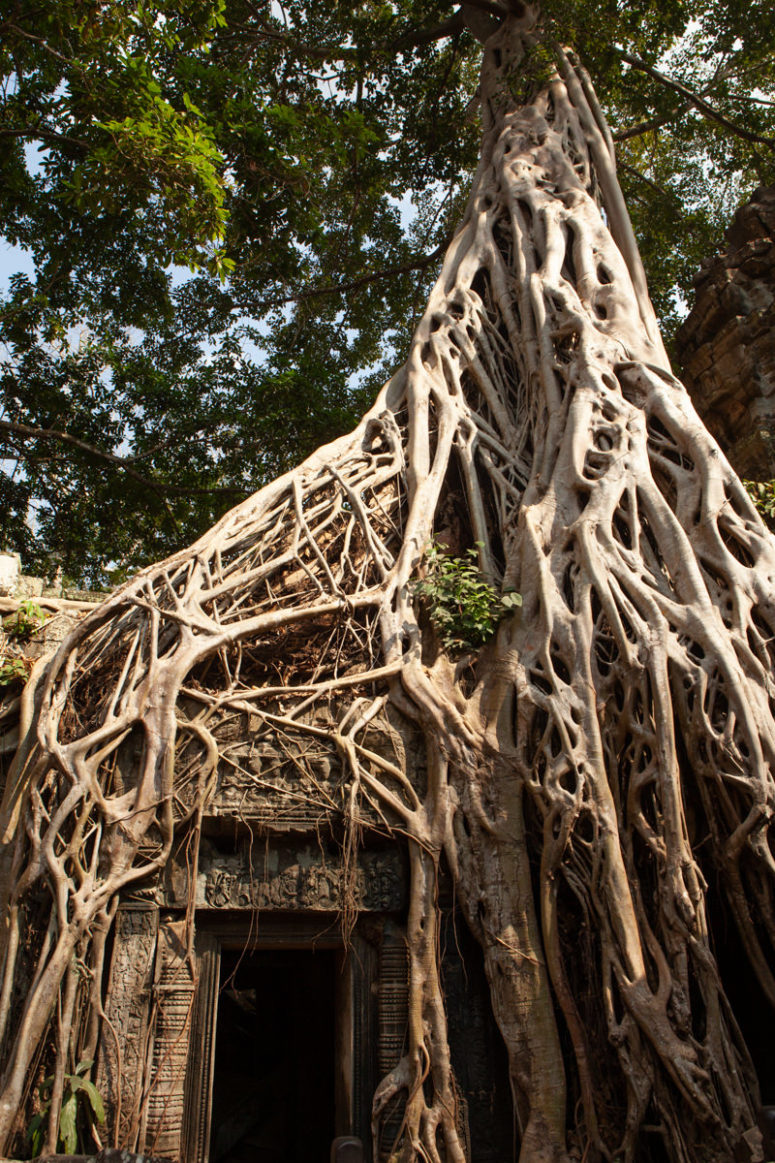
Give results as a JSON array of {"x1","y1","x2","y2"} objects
[{"x1": 2, "y1": 8, "x2": 775, "y2": 1162}]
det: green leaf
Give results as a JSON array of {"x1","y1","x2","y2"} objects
[
  {"x1": 26, "y1": 1112, "x2": 44, "y2": 1152},
  {"x1": 73, "y1": 1078, "x2": 106, "y2": 1124},
  {"x1": 58, "y1": 1091, "x2": 78, "y2": 1155}
]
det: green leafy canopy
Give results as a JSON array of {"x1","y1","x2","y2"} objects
[{"x1": 1, "y1": 0, "x2": 773, "y2": 584}]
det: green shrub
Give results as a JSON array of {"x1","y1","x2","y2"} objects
[
  {"x1": 412, "y1": 540, "x2": 522, "y2": 653},
  {"x1": 3, "y1": 600, "x2": 46, "y2": 641},
  {"x1": 0, "y1": 657, "x2": 29, "y2": 687}
]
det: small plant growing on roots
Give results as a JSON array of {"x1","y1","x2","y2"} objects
[
  {"x1": 2, "y1": 7, "x2": 775, "y2": 1163},
  {"x1": 745, "y1": 479, "x2": 775, "y2": 525},
  {"x1": 2, "y1": 601, "x2": 46, "y2": 642},
  {"x1": 412, "y1": 540, "x2": 522, "y2": 651},
  {"x1": 0, "y1": 658, "x2": 28, "y2": 689}
]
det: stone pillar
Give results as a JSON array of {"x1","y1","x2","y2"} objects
[
  {"x1": 96, "y1": 905, "x2": 159, "y2": 1151},
  {"x1": 141, "y1": 918, "x2": 197, "y2": 1159}
]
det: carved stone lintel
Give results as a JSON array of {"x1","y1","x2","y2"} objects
[
  {"x1": 194, "y1": 844, "x2": 405, "y2": 913},
  {"x1": 203, "y1": 702, "x2": 426, "y2": 831}
]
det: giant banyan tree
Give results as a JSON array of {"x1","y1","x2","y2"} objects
[{"x1": 2, "y1": 4, "x2": 775, "y2": 1162}]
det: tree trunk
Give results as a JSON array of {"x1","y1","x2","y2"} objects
[{"x1": 1, "y1": 8, "x2": 774, "y2": 1162}]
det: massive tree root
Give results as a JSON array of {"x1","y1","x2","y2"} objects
[{"x1": 2, "y1": 8, "x2": 775, "y2": 1162}]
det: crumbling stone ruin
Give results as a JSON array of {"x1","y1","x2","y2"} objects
[
  {"x1": 3, "y1": 25, "x2": 775, "y2": 1163},
  {"x1": 677, "y1": 185, "x2": 775, "y2": 479}
]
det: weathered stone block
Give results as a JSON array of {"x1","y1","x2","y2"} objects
[{"x1": 677, "y1": 184, "x2": 775, "y2": 481}]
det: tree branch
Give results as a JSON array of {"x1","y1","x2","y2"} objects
[
  {"x1": 234, "y1": 3, "x2": 505, "y2": 59},
  {"x1": 619, "y1": 160, "x2": 675, "y2": 202},
  {"x1": 393, "y1": 12, "x2": 466, "y2": 50},
  {"x1": 0, "y1": 21, "x2": 75, "y2": 67},
  {"x1": 0, "y1": 421, "x2": 245, "y2": 498},
  {"x1": 227, "y1": 14, "x2": 358, "y2": 62},
  {"x1": 263, "y1": 240, "x2": 450, "y2": 308},
  {"x1": 462, "y1": 0, "x2": 509, "y2": 16},
  {"x1": 0, "y1": 125, "x2": 89, "y2": 152},
  {"x1": 620, "y1": 52, "x2": 775, "y2": 149},
  {"x1": 613, "y1": 106, "x2": 690, "y2": 142}
]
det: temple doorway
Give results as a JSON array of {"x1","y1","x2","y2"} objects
[{"x1": 209, "y1": 947, "x2": 337, "y2": 1162}]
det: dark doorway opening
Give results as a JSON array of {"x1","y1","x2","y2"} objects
[{"x1": 210, "y1": 947, "x2": 337, "y2": 1163}]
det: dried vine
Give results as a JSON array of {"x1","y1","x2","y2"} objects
[{"x1": 1, "y1": 8, "x2": 775, "y2": 1163}]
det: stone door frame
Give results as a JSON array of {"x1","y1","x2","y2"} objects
[{"x1": 182, "y1": 913, "x2": 378, "y2": 1163}]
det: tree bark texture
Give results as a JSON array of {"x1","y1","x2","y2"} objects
[{"x1": 1, "y1": 9, "x2": 774, "y2": 1162}]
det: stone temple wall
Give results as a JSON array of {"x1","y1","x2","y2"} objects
[
  {"x1": 677, "y1": 185, "x2": 775, "y2": 480},
  {"x1": 0, "y1": 554, "x2": 103, "y2": 781}
]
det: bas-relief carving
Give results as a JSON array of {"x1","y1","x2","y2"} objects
[
  {"x1": 203, "y1": 703, "x2": 427, "y2": 828},
  {"x1": 209, "y1": 755, "x2": 385, "y2": 828},
  {"x1": 182, "y1": 933, "x2": 220, "y2": 1163},
  {"x1": 196, "y1": 845, "x2": 405, "y2": 912},
  {"x1": 95, "y1": 907, "x2": 158, "y2": 1150}
]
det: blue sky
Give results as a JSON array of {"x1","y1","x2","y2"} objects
[{"x1": 0, "y1": 240, "x2": 36, "y2": 296}]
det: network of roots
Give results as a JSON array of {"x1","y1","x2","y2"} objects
[{"x1": 2, "y1": 13, "x2": 775, "y2": 1163}]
